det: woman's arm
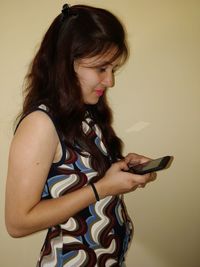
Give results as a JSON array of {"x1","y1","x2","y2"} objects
[{"x1": 5, "y1": 111, "x2": 97, "y2": 237}]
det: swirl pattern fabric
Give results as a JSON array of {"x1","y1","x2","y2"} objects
[{"x1": 36, "y1": 107, "x2": 133, "y2": 267}]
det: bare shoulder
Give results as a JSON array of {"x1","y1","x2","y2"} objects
[
  {"x1": 10, "y1": 110, "x2": 59, "y2": 165},
  {"x1": 15, "y1": 110, "x2": 58, "y2": 138}
]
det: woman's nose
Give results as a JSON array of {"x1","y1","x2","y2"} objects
[{"x1": 102, "y1": 71, "x2": 115, "y2": 88}]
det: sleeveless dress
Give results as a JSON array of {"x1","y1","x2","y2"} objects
[{"x1": 35, "y1": 105, "x2": 133, "y2": 267}]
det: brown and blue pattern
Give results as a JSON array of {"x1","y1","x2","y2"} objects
[{"x1": 36, "y1": 106, "x2": 133, "y2": 267}]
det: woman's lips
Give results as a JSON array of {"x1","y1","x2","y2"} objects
[{"x1": 95, "y1": 89, "x2": 104, "y2": 96}]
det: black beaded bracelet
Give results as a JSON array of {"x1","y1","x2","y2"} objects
[{"x1": 90, "y1": 182, "x2": 100, "y2": 201}]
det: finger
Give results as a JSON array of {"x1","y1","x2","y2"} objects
[
  {"x1": 131, "y1": 185, "x2": 139, "y2": 191},
  {"x1": 125, "y1": 153, "x2": 140, "y2": 163},
  {"x1": 138, "y1": 184, "x2": 146, "y2": 188},
  {"x1": 136, "y1": 173, "x2": 151, "y2": 186},
  {"x1": 131, "y1": 173, "x2": 148, "y2": 184},
  {"x1": 125, "y1": 153, "x2": 151, "y2": 165},
  {"x1": 150, "y1": 172, "x2": 157, "y2": 181},
  {"x1": 115, "y1": 160, "x2": 129, "y2": 171},
  {"x1": 137, "y1": 172, "x2": 157, "y2": 189}
]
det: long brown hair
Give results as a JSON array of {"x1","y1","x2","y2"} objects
[{"x1": 21, "y1": 4, "x2": 128, "y2": 176}]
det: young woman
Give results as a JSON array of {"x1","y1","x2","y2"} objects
[{"x1": 5, "y1": 4, "x2": 156, "y2": 267}]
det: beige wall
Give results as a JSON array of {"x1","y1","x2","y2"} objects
[{"x1": 1, "y1": 1, "x2": 199, "y2": 266}]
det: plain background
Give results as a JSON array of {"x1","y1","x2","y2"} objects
[{"x1": 1, "y1": 0, "x2": 200, "y2": 266}]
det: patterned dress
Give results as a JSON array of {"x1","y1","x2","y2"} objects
[{"x1": 36, "y1": 105, "x2": 133, "y2": 267}]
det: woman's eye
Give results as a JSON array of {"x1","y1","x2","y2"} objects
[
  {"x1": 95, "y1": 66, "x2": 118, "y2": 74},
  {"x1": 97, "y1": 67, "x2": 107, "y2": 73}
]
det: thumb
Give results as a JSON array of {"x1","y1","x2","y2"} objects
[{"x1": 115, "y1": 160, "x2": 129, "y2": 171}]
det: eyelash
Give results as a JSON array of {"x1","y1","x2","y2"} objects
[
  {"x1": 96, "y1": 67, "x2": 116, "y2": 74},
  {"x1": 97, "y1": 67, "x2": 107, "y2": 73}
]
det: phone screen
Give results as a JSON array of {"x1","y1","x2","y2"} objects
[
  {"x1": 135, "y1": 158, "x2": 164, "y2": 172},
  {"x1": 128, "y1": 156, "x2": 173, "y2": 174}
]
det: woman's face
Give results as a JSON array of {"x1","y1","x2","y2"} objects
[{"x1": 74, "y1": 49, "x2": 121, "y2": 105}]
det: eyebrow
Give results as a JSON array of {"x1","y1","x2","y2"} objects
[
  {"x1": 96, "y1": 61, "x2": 115, "y2": 66},
  {"x1": 86, "y1": 61, "x2": 119, "y2": 68}
]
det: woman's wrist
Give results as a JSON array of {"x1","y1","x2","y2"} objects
[
  {"x1": 94, "y1": 179, "x2": 108, "y2": 200},
  {"x1": 89, "y1": 182, "x2": 100, "y2": 201}
]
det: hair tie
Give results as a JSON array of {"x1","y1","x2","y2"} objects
[{"x1": 62, "y1": 3, "x2": 70, "y2": 18}]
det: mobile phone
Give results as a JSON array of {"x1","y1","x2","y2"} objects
[{"x1": 128, "y1": 156, "x2": 173, "y2": 175}]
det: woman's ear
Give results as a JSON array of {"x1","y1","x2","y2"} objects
[{"x1": 73, "y1": 60, "x2": 79, "y2": 73}]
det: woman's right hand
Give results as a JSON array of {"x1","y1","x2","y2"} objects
[{"x1": 95, "y1": 160, "x2": 155, "y2": 198}]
